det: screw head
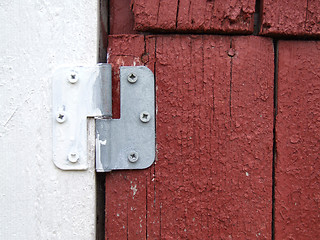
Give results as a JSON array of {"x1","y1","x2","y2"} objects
[
  {"x1": 56, "y1": 111, "x2": 67, "y2": 123},
  {"x1": 227, "y1": 48, "x2": 236, "y2": 57},
  {"x1": 68, "y1": 71, "x2": 79, "y2": 83},
  {"x1": 128, "y1": 151, "x2": 139, "y2": 163},
  {"x1": 140, "y1": 111, "x2": 151, "y2": 123},
  {"x1": 127, "y1": 73, "x2": 138, "y2": 83},
  {"x1": 68, "y1": 152, "x2": 79, "y2": 163}
]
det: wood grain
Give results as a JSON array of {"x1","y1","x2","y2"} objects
[
  {"x1": 261, "y1": 0, "x2": 320, "y2": 37},
  {"x1": 106, "y1": 35, "x2": 274, "y2": 239},
  {"x1": 132, "y1": 0, "x2": 255, "y2": 34},
  {"x1": 276, "y1": 41, "x2": 320, "y2": 239}
]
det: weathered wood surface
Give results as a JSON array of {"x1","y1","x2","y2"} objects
[
  {"x1": 260, "y1": 0, "x2": 320, "y2": 37},
  {"x1": 276, "y1": 41, "x2": 320, "y2": 239},
  {"x1": 109, "y1": 0, "x2": 137, "y2": 34},
  {"x1": 105, "y1": 35, "x2": 274, "y2": 239},
  {"x1": 132, "y1": 0, "x2": 256, "y2": 33}
]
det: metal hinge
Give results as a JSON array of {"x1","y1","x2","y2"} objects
[{"x1": 52, "y1": 64, "x2": 155, "y2": 171}]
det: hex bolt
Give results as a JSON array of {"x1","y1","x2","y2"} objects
[
  {"x1": 56, "y1": 110, "x2": 67, "y2": 123},
  {"x1": 140, "y1": 111, "x2": 151, "y2": 123},
  {"x1": 68, "y1": 152, "x2": 79, "y2": 163},
  {"x1": 68, "y1": 71, "x2": 79, "y2": 84},
  {"x1": 127, "y1": 73, "x2": 138, "y2": 83},
  {"x1": 128, "y1": 151, "x2": 139, "y2": 163}
]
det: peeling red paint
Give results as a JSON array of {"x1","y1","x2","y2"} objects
[
  {"x1": 132, "y1": 0, "x2": 255, "y2": 34},
  {"x1": 105, "y1": 35, "x2": 274, "y2": 239},
  {"x1": 276, "y1": 41, "x2": 320, "y2": 239},
  {"x1": 260, "y1": 0, "x2": 320, "y2": 37}
]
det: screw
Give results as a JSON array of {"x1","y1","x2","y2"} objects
[
  {"x1": 227, "y1": 48, "x2": 236, "y2": 57},
  {"x1": 68, "y1": 71, "x2": 79, "y2": 83},
  {"x1": 56, "y1": 110, "x2": 67, "y2": 123},
  {"x1": 128, "y1": 151, "x2": 139, "y2": 163},
  {"x1": 140, "y1": 111, "x2": 151, "y2": 123},
  {"x1": 127, "y1": 73, "x2": 138, "y2": 83},
  {"x1": 68, "y1": 152, "x2": 79, "y2": 163}
]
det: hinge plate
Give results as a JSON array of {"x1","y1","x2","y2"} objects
[
  {"x1": 52, "y1": 64, "x2": 155, "y2": 171},
  {"x1": 96, "y1": 66, "x2": 155, "y2": 172},
  {"x1": 52, "y1": 64, "x2": 112, "y2": 170}
]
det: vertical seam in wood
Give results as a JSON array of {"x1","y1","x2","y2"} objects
[
  {"x1": 146, "y1": 176, "x2": 148, "y2": 239},
  {"x1": 156, "y1": 0, "x2": 161, "y2": 26},
  {"x1": 126, "y1": 201, "x2": 129, "y2": 240},
  {"x1": 253, "y1": 0, "x2": 261, "y2": 35},
  {"x1": 159, "y1": 203, "x2": 162, "y2": 239},
  {"x1": 154, "y1": 36, "x2": 158, "y2": 239},
  {"x1": 175, "y1": 0, "x2": 180, "y2": 29},
  {"x1": 272, "y1": 39, "x2": 279, "y2": 240},
  {"x1": 305, "y1": 0, "x2": 309, "y2": 31},
  {"x1": 229, "y1": 38, "x2": 233, "y2": 125}
]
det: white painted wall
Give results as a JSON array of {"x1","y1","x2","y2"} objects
[{"x1": 0, "y1": 0, "x2": 98, "y2": 239}]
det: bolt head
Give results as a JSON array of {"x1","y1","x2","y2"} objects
[
  {"x1": 68, "y1": 152, "x2": 79, "y2": 163},
  {"x1": 127, "y1": 73, "x2": 138, "y2": 83},
  {"x1": 68, "y1": 71, "x2": 79, "y2": 83},
  {"x1": 56, "y1": 111, "x2": 67, "y2": 123},
  {"x1": 128, "y1": 151, "x2": 139, "y2": 163},
  {"x1": 140, "y1": 111, "x2": 151, "y2": 123}
]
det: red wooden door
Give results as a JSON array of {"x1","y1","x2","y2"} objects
[
  {"x1": 102, "y1": 1, "x2": 320, "y2": 239},
  {"x1": 105, "y1": 34, "x2": 274, "y2": 239}
]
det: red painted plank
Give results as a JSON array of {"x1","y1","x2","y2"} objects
[
  {"x1": 105, "y1": 35, "x2": 152, "y2": 240},
  {"x1": 106, "y1": 35, "x2": 274, "y2": 239},
  {"x1": 109, "y1": 0, "x2": 137, "y2": 34},
  {"x1": 132, "y1": 0, "x2": 255, "y2": 34},
  {"x1": 260, "y1": 0, "x2": 320, "y2": 37},
  {"x1": 276, "y1": 41, "x2": 320, "y2": 239}
]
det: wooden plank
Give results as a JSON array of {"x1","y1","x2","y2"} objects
[
  {"x1": 109, "y1": 0, "x2": 137, "y2": 34},
  {"x1": 260, "y1": 0, "x2": 320, "y2": 37},
  {"x1": 132, "y1": 0, "x2": 255, "y2": 34},
  {"x1": 276, "y1": 41, "x2": 320, "y2": 239},
  {"x1": 106, "y1": 35, "x2": 274, "y2": 239}
]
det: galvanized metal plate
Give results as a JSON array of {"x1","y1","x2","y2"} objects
[
  {"x1": 96, "y1": 66, "x2": 155, "y2": 172},
  {"x1": 52, "y1": 64, "x2": 112, "y2": 170}
]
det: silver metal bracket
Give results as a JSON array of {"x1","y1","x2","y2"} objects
[
  {"x1": 96, "y1": 66, "x2": 155, "y2": 172},
  {"x1": 52, "y1": 64, "x2": 155, "y2": 171},
  {"x1": 52, "y1": 64, "x2": 112, "y2": 170}
]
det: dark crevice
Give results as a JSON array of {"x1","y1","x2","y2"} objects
[
  {"x1": 145, "y1": 177, "x2": 148, "y2": 239},
  {"x1": 126, "y1": 201, "x2": 129, "y2": 240},
  {"x1": 253, "y1": 0, "x2": 261, "y2": 35},
  {"x1": 98, "y1": 0, "x2": 109, "y2": 63},
  {"x1": 159, "y1": 203, "x2": 162, "y2": 239},
  {"x1": 96, "y1": 173, "x2": 106, "y2": 240},
  {"x1": 305, "y1": 0, "x2": 309, "y2": 31},
  {"x1": 153, "y1": 36, "x2": 157, "y2": 215},
  {"x1": 229, "y1": 38, "x2": 233, "y2": 124},
  {"x1": 107, "y1": 0, "x2": 110, "y2": 38},
  {"x1": 175, "y1": 0, "x2": 180, "y2": 29},
  {"x1": 96, "y1": 1, "x2": 109, "y2": 239},
  {"x1": 272, "y1": 39, "x2": 278, "y2": 240},
  {"x1": 110, "y1": 30, "x2": 320, "y2": 41},
  {"x1": 156, "y1": 1, "x2": 161, "y2": 25}
]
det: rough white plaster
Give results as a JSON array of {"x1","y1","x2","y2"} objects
[{"x1": 0, "y1": 0, "x2": 98, "y2": 239}]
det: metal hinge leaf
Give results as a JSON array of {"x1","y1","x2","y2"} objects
[{"x1": 52, "y1": 64, "x2": 155, "y2": 172}]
